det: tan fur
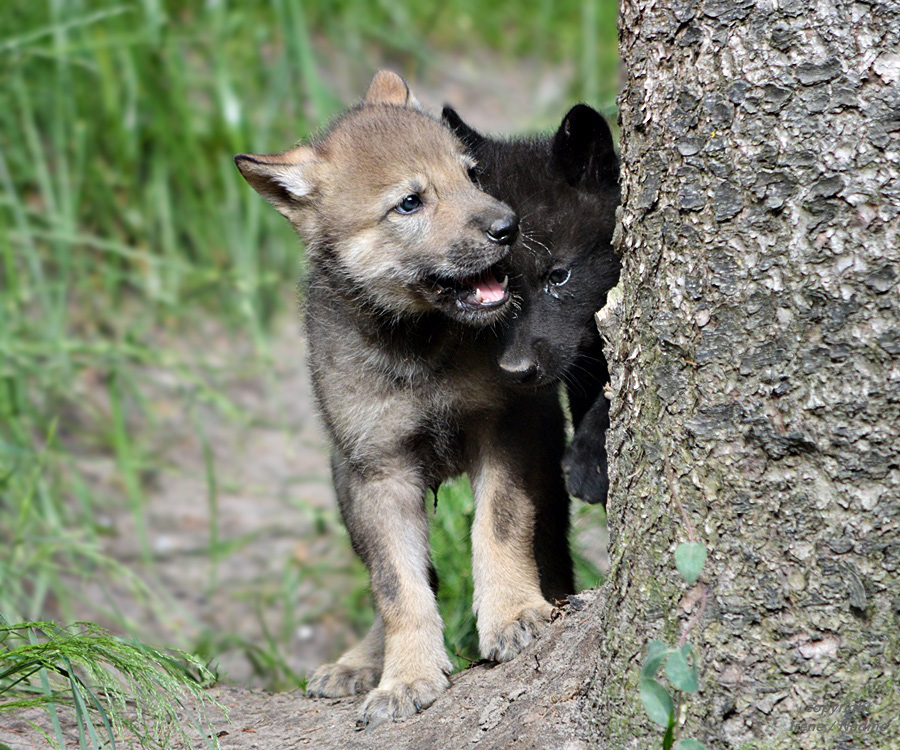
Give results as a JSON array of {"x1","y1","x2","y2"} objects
[{"x1": 308, "y1": 616, "x2": 384, "y2": 697}]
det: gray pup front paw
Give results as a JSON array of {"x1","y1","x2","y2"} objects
[
  {"x1": 479, "y1": 603, "x2": 552, "y2": 663},
  {"x1": 359, "y1": 675, "x2": 450, "y2": 730},
  {"x1": 307, "y1": 662, "x2": 380, "y2": 698}
]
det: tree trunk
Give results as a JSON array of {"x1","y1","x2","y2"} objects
[{"x1": 591, "y1": 0, "x2": 900, "y2": 746}]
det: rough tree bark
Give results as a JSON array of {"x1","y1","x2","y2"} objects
[
  {"x1": 8, "y1": 2, "x2": 891, "y2": 749},
  {"x1": 587, "y1": 0, "x2": 899, "y2": 747},
  {"x1": 175, "y1": 2, "x2": 899, "y2": 748}
]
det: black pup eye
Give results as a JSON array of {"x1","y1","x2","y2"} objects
[
  {"x1": 396, "y1": 194, "x2": 423, "y2": 214},
  {"x1": 467, "y1": 165, "x2": 480, "y2": 183},
  {"x1": 548, "y1": 268, "x2": 571, "y2": 286}
]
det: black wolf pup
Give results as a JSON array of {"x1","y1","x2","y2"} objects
[
  {"x1": 443, "y1": 104, "x2": 620, "y2": 506},
  {"x1": 235, "y1": 72, "x2": 573, "y2": 727}
]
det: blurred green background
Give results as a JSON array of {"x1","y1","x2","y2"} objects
[{"x1": 0, "y1": 0, "x2": 617, "y2": 744}]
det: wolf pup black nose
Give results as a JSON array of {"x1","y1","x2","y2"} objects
[
  {"x1": 236, "y1": 71, "x2": 574, "y2": 728},
  {"x1": 444, "y1": 103, "x2": 620, "y2": 507}
]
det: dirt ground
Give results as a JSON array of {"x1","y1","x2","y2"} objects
[{"x1": 65, "y1": 315, "x2": 354, "y2": 684}]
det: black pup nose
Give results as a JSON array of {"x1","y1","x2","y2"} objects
[
  {"x1": 486, "y1": 214, "x2": 519, "y2": 246},
  {"x1": 498, "y1": 356, "x2": 538, "y2": 383}
]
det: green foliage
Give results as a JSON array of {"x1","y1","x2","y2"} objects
[
  {"x1": 640, "y1": 677, "x2": 674, "y2": 728},
  {"x1": 640, "y1": 542, "x2": 708, "y2": 748},
  {"x1": 306, "y1": 0, "x2": 619, "y2": 92},
  {"x1": 571, "y1": 502, "x2": 607, "y2": 591},
  {"x1": 663, "y1": 716, "x2": 676, "y2": 750},
  {"x1": 640, "y1": 643, "x2": 705, "y2": 747},
  {"x1": 0, "y1": 619, "x2": 220, "y2": 749},
  {"x1": 429, "y1": 479, "x2": 479, "y2": 669},
  {"x1": 641, "y1": 641, "x2": 699, "y2": 694},
  {"x1": 641, "y1": 639, "x2": 669, "y2": 679},
  {"x1": 674, "y1": 543, "x2": 707, "y2": 585},
  {"x1": 664, "y1": 645, "x2": 698, "y2": 694}
]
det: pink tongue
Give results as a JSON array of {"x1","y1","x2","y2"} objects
[{"x1": 474, "y1": 274, "x2": 505, "y2": 303}]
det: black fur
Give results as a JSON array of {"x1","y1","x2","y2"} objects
[{"x1": 443, "y1": 104, "x2": 620, "y2": 506}]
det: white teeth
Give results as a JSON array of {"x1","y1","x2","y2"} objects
[
  {"x1": 501, "y1": 275, "x2": 509, "y2": 290},
  {"x1": 473, "y1": 288, "x2": 484, "y2": 304}
]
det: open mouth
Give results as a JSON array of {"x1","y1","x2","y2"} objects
[{"x1": 428, "y1": 266, "x2": 510, "y2": 311}]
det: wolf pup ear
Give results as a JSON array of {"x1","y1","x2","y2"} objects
[
  {"x1": 552, "y1": 104, "x2": 618, "y2": 187},
  {"x1": 442, "y1": 106, "x2": 486, "y2": 152},
  {"x1": 234, "y1": 145, "x2": 318, "y2": 218},
  {"x1": 364, "y1": 70, "x2": 420, "y2": 108}
]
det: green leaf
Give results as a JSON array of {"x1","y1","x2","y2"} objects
[
  {"x1": 675, "y1": 543, "x2": 707, "y2": 584},
  {"x1": 640, "y1": 677, "x2": 674, "y2": 727},
  {"x1": 665, "y1": 644, "x2": 699, "y2": 693},
  {"x1": 675, "y1": 740, "x2": 707, "y2": 750},
  {"x1": 641, "y1": 639, "x2": 670, "y2": 679}
]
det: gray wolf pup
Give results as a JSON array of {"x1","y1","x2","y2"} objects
[
  {"x1": 443, "y1": 104, "x2": 620, "y2": 506},
  {"x1": 235, "y1": 72, "x2": 573, "y2": 727}
]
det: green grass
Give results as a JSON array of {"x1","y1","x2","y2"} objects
[
  {"x1": 1, "y1": 1, "x2": 617, "y2": 745},
  {"x1": 0, "y1": 619, "x2": 220, "y2": 750},
  {"x1": 430, "y1": 479, "x2": 481, "y2": 669}
]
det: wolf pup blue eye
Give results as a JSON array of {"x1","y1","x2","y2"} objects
[
  {"x1": 396, "y1": 194, "x2": 423, "y2": 214},
  {"x1": 548, "y1": 268, "x2": 571, "y2": 286}
]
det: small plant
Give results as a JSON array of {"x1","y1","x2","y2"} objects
[
  {"x1": 639, "y1": 541, "x2": 708, "y2": 750},
  {"x1": 0, "y1": 619, "x2": 222, "y2": 749}
]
